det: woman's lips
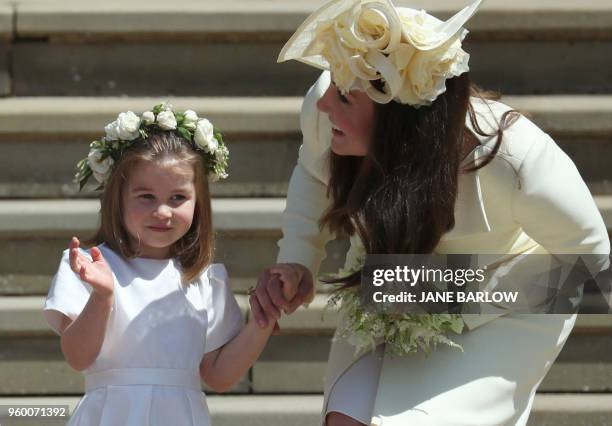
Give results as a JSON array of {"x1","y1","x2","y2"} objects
[{"x1": 332, "y1": 127, "x2": 345, "y2": 137}]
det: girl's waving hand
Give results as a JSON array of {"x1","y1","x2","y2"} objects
[{"x1": 69, "y1": 237, "x2": 114, "y2": 297}]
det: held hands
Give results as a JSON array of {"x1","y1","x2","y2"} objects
[
  {"x1": 69, "y1": 237, "x2": 114, "y2": 298},
  {"x1": 250, "y1": 263, "x2": 314, "y2": 329}
]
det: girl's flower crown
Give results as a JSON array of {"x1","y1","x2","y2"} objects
[{"x1": 74, "y1": 102, "x2": 229, "y2": 190}]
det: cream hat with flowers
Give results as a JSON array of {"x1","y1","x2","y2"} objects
[{"x1": 278, "y1": 0, "x2": 482, "y2": 107}]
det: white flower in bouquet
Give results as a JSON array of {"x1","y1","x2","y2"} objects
[{"x1": 329, "y1": 238, "x2": 465, "y2": 357}]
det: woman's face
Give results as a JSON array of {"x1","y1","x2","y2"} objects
[{"x1": 316, "y1": 82, "x2": 376, "y2": 156}]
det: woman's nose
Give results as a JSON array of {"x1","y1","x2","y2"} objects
[{"x1": 316, "y1": 84, "x2": 334, "y2": 113}]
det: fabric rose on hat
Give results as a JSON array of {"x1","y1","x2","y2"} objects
[
  {"x1": 393, "y1": 11, "x2": 469, "y2": 106},
  {"x1": 399, "y1": 37, "x2": 469, "y2": 106},
  {"x1": 289, "y1": 0, "x2": 476, "y2": 107}
]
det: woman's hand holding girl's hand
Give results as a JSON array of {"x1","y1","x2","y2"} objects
[
  {"x1": 250, "y1": 263, "x2": 314, "y2": 329},
  {"x1": 268, "y1": 264, "x2": 302, "y2": 312},
  {"x1": 69, "y1": 237, "x2": 114, "y2": 298}
]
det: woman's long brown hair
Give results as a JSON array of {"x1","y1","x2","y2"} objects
[{"x1": 320, "y1": 73, "x2": 519, "y2": 287}]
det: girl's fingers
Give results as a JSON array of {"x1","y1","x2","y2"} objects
[
  {"x1": 69, "y1": 248, "x2": 78, "y2": 273},
  {"x1": 267, "y1": 275, "x2": 289, "y2": 309},
  {"x1": 270, "y1": 265, "x2": 298, "y2": 282},
  {"x1": 272, "y1": 322, "x2": 281, "y2": 336},
  {"x1": 249, "y1": 294, "x2": 268, "y2": 328},
  {"x1": 255, "y1": 282, "x2": 281, "y2": 321},
  {"x1": 69, "y1": 236, "x2": 79, "y2": 250},
  {"x1": 90, "y1": 246, "x2": 104, "y2": 263}
]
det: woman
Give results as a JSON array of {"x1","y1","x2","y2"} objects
[{"x1": 250, "y1": 1, "x2": 610, "y2": 425}]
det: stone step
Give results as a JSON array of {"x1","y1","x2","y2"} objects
[
  {"x1": 0, "y1": 197, "x2": 610, "y2": 295},
  {"x1": 2, "y1": 295, "x2": 610, "y2": 337},
  {"x1": 0, "y1": 96, "x2": 611, "y2": 198},
  {"x1": 7, "y1": 1, "x2": 612, "y2": 95},
  {"x1": 14, "y1": 0, "x2": 612, "y2": 38},
  {"x1": 0, "y1": 198, "x2": 349, "y2": 295},
  {"x1": 0, "y1": 295, "x2": 610, "y2": 394},
  {"x1": 1, "y1": 394, "x2": 611, "y2": 426}
]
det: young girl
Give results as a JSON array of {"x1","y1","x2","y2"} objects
[{"x1": 43, "y1": 104, "x2": 295, "y2": 425}]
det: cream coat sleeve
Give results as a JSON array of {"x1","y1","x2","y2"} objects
[
  {"x1": 277, "y1": 72, "x2": 334, "y2": 299},
  {"x1": 511, "y1": 131, "x2": 610, "y2": 275}
]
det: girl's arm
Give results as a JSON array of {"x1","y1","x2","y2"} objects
[
  {"x1": 59, "y1": 237, "x2": 115, "y2": 371},
  {"x1": 199, "y1": 319, "x2": 275, "y2": 393},
  {"x1": 200, "y1": 269, "x2": 298, "y2": 392},
  {"x1": 60, "y1": 292, "x2": 113, "y2": 371}
]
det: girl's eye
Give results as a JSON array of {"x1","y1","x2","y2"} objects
[
  {"x1": 337, "y1": 89, "x2": 349, "y2": 104},
  {"x1": 139, "y1": 194, "x2": 155, "y2": 200},
  {"x1": 171, "y1": 194, "x2": 186, "y2": 201}
]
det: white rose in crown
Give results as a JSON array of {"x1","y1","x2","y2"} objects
[
  {"x1": 183, "y1": 110, "x2": 199, "y2": 130},
  {"x1": 157, "y1": 110, "x2": 177, "y2": 130},
  {"x1": 87, "y1": 149, "x2": 114, "y2": 183},
  {"x1": 142, "y1": 111, "x2": 155, "y2": 125},
  {"x1": 194, "y1": 119, "x2": 218, "y2": 153},
  {"x1": 104, "y1": 111, "x2": 141, "y2": 141}
]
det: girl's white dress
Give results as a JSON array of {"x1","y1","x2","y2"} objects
[{"x1": 43, "y1": 243, "x2": 243, "y2": 426}]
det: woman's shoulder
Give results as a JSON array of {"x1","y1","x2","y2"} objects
[{"x1": 468, "y1": 96, "x2": 556, "y2": 171}]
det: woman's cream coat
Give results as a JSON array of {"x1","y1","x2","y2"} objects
[{"x1": 276, "y1": 71, "x2": 610, "y2": 424}]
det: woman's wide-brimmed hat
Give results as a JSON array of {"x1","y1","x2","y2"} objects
[{"x1": 278, "y1": 0, "x2": 482, "y2": 107}]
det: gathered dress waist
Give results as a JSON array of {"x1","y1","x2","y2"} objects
[{"x1": 85, "y1": 368, "x2": 201, "y2": 392}]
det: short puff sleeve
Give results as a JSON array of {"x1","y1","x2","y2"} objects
[
  {"x1": 43, "y1": 248, "x2": 93, "y2": 335},
  {"x1": 202, "y1": 264, "x2": 243, "y2": 354}
]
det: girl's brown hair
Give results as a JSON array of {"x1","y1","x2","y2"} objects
[
  {"x1": 320, "y1": 73, "x2": 519, "y2": 287},
  {"x1": 89, "y1": 131, "x2": 214, "y2": 284}
]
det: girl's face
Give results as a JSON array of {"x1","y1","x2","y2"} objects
[
  {"x1": 316, "y1": 82, "x2": 376, "y2": 156},
  {"x1": 122, "y1": 160, "x2": 196, "y2": 259}
]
